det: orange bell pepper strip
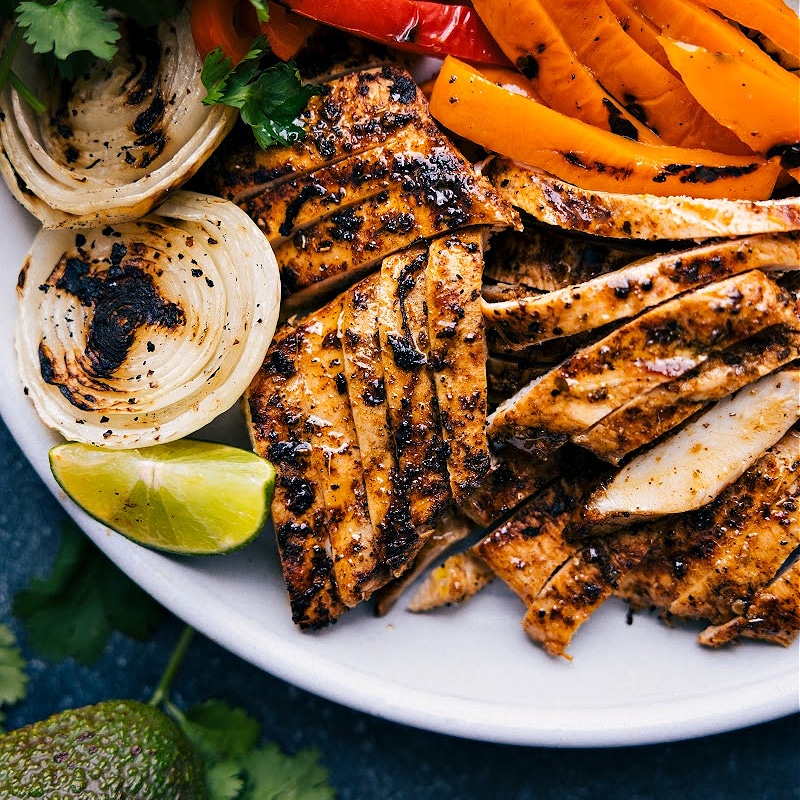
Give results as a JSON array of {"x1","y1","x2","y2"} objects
[
  {"x1": 537, "y1": 0, "x2": 749, "y2": 153},
  {"x1": 429, "y1": 56, "x2": 780, "y2": 200},
  {"x1": 605, "y1": 0, "x2": 676, "y2": 73},
  {"x1": 471, "y1": 0, "x2": 662, "y2": 144},
  {"x1": 631, "y1": 0, "x2": 793, "y2": 79},
  {"x1": 702, "y1": 0, "x2": 800, "y2": 59},
  {"x1": 660, "y1": 37, "x2": 800, "y2": 179}
]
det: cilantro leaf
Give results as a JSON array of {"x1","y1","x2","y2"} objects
[
  {"x1": 248, "y1": 0, "x2": 270, "y2": 24},
  {"x1": 239, "y1": 744, "x2": 335, "y2": 800},
  {"x1": 12, "y1": 519, "x2": 164, "y2": 663},
  {"x1": 206, "y1": 760, "x2": 246, "y2": 800},
  {"x1": 181, "y1": 700, "x2": 262, "y2": 762},
  {"x1": 201, "y1": 37, "x2": 320, "y2": 149},
  {"x1": 16, "y1": 0, "x2": 120, "y2": 62},
  {"x1": 0, "y1": 624, "x2": 28, "y2": 731}
]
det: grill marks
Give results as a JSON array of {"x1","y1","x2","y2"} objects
[
  {"x1": 247, "y1": 234, "x2": 492, "y2": 626},
  {"x1": 206, "y1": 66, "x2": 516, "y2": 309}
]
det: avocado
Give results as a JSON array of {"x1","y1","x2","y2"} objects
[{"x1": 0, "y1": 698, "x2": 207, "y2": 799}]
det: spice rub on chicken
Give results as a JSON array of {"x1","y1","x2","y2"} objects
[
  {"x1": 246, "y1": 230, "x2": 497, "y2": 627},
  {"x1": 205, "y1": 65, "x2": 517, "y2": 310}
]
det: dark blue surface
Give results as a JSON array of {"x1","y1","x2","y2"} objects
[{"x1": 1, "y1": 417, "x2": 798, "y2": 799}]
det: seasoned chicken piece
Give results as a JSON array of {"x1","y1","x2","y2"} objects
[
  {"x1": 294, "y1": 296, "x2": 386, "y2": 607},
  {"x1": 426, "y1": 230, "x2": 491, "y2": 504},
  {"x1": 483, "y1": 232, "x2": 800, "y2": 348},
  {"x1": 487, "y1": 271, "x2": 796, "y2": 455},
  {"x1": 251, "y1": 299, "x2": 383, "y2": 611},
  {"x1": 275, "y1": 143, "x2": 515, "y2": 308},
  {"x1": 408, "y1": 550, "x2": 495, "y2": 612},
  {"x1": 205, "y1": 67, "x2": 430, "y2": 203},
  {"x1": 574, "y1": 327, "x2": 800, "y2": 463},
  {"x1": 374, "y1": 509, "x2": 475, "y2": 615},
  {"x1": 245, "y1": 326, "x2": 345, "y2": 628},
  {"x1": 239, "y1": 124, "x2": 436, "y2": 245},
  {"x1": 377, "y1": 246, "x2": 451, "y2": 568},
  {"x1": 487, "y1": 158, "x2": 800, "y2": 241},
  {"x1": 668, "y1": 442, "x2": 800, "y2": 623},
  {"x1": 523, "y1": 526, "x2": 657, "y2": 658},
  {"x1": 698, "y1": 557, "x2": 800, "y2": 648},
  {"x1": 486, "y1": 355, "x2": 551, "y2": 407},
  {"x1": 339, "y1": 272, "x2": 417, "y2": 576},
  {"x1": 614, "y1": 431, "x2": 800, "y2": 612},
  {"x1": 460, "y1": 446, "x2": 573, "y2": 527},
  {"x1": 578, "y1": 370, "x2": 800, "y2": 530},
  {"x1": 475, "y1": 477, "x2": 591, "y2": 605},
  {"x1": 483, "y1": 223, "x2": 647, "y2": 291}
]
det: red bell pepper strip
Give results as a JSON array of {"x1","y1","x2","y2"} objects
[
  {"x1": 191, "y1": 0, "x2": 317, "y2": 63},
  {"x1": 274, "y1": 0, "x2": 509, "y2": 65}
]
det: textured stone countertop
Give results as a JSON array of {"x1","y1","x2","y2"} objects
[{"x1": 1, "y1": 418, "x2": 798, "y2": 800}]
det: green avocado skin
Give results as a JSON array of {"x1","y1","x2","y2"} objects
[{"x1": 0, "y1": 699, "x2": 207, "y2": 799}]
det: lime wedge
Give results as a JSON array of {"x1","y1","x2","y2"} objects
[{"x1": 49, "y1": 440, "x2": 276, "y2": 555}]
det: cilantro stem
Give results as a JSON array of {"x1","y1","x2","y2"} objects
[
  {"x1": 0, "y1": 25, "x2": 23, "y2": 91},
  {"x1": 0, "y1": 25, "x2": 46, "y2": 115},
  {"x1": 150, "y1": 625, "x2": 195, "y2": 707},
  {"x1": 8, "y1": 72, "x2": 46, "y2": 114}
]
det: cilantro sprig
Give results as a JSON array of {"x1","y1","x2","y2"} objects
[
  {"x1": 0, "y1": 625, "x2": 27, "y2": 732},
  {"x1": 200, "y1": 36, "x2": 320, "y2": 149}
]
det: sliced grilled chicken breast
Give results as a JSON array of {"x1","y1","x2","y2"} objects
[
  {"x1": 426, "y1": 230, "x2": 492, "y2": 504},
  {"x1": 483, "y1": 232, "x2": 800, "y2": 348},
  {"x1": 574, "y1": 327, "x2": 800, "y2": 463},
  {"x1": 483, "y1": 224, "x2": 647, "y2": 291},
  {"x1": 698, "y1": 557, "x2": 800, "y2": 648},
  {"x1": 487, "y1": 158, "x2": 800, "y2": 241},
  {"x1": 475, "y1": 477, "x2": 590, "y2": 606},
  {"x1": 275, "y1": 143, "x2": 515, "y2": 308},
  {"x1": 205, "y1": 66, "x2": 431, "y2": 203},
  {"x1": 290, "y1": 296, "x2": 384, "y2": 607},
  {"x1": 407, "y1": 550, "x2": 495, "y2": 612},
  {"x1": 580, "y1": 370, "x2": 800, "y2": 529},
  {"x1": 614, "y1": 430, "x2": 800, "y2": 611},
  {"x1": 378, "y1": 246, "x2": 451, "y2": 567},
  {"x1": 523, "y1": 526, "x2": 656, "y2": 658},
  {"x1": 488, "y1": 271, "x2": 795, "y2": 454},
  {"x1": 245, "y1": 326, "x2": 346, "y2": 628}
]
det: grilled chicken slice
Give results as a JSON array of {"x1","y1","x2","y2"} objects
[
  {"x1": 483, "y1": 223, "x2": 647, "y2": 291},
  {"x1": 698, "y1": 557, "x2": 800, "y2": 648},
  {"x1": 274, "y1": 143, "x2": 515, "y2": 308},
  {"x1": 339, "y1": 273, "x2": 404, "y2": 568},
  {"x1": 461, "y1": 446, "x2": 573, "y2": 527},
  {"x1": 475, "y1": 477, "x2": 592, "y2": 606},
  {"x1": 378, "y1": 246, "x2": 451, "y2": 567},
  {"x1": 668, "y1": 443, "x2": 800, "y2": 623},
  {"x1": 205, "y1": 67, "x2": 430, "y2": 203},
  {"x1": 487, "y1": 271, "x2": 796, "y2": 455},
  {"x1": 574, "y1": 327, "x2": 800, "y2": 463},
  {"x1": 238, "y1": 125, "x2": 434, "y2": 244},
  {"x1": 245, "y1": 326, "x2": 346, "y2": 628},
  {"x1": 295, "y1": 295, "x2": 386, "y2": 607},
  {"x1": 426, "y1": 230, "x2": 491, "y2": 503},
  {"x1": 614, "y1": 430, "x2": 800, "y2": 612},
  {"x1": 407, "y1": 550, "x2": 495, "y2": 612},
  {"x1": 487, "y1": 158, "x2": 800, "y2": 241},
  {"x1": 578, "y1": 370, "x2": 800, "y2": 531},
  {"x1": 374, "y1": 509, "x2": 475, "y2": 615},
  {"x1": 483, "y1": 233, "x2": 800, "y2": 348},
  {"x1": 523, "y1": 526, "x2": 657, "y2": 658}
]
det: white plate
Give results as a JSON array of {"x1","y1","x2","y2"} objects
[{"x1": 2, "y1": 169, "x2": 799, "y2": 750}]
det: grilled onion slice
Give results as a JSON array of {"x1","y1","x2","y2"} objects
[
  {"x1": 16, "y1": 191, "x2": 281, "y2": 447},
  {"x1": 0, "y1": 9, "x2": 236, "y2": 227}
]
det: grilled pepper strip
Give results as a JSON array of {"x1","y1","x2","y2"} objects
[{"x1": 429, "y1": 56, "x2": 780, "y2": 200}]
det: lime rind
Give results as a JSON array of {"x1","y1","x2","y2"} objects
[{"x1": 49, "y1": 440, "x2": 276, "y2": 556}]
